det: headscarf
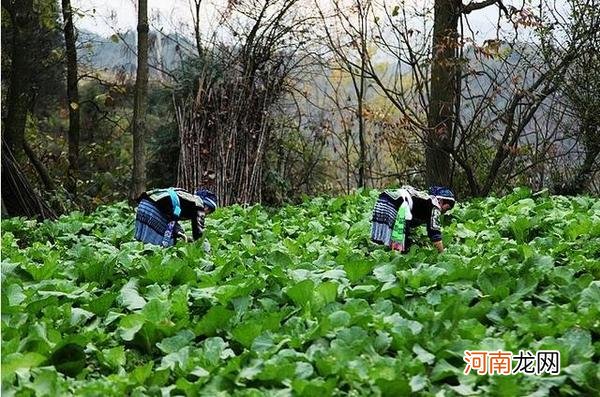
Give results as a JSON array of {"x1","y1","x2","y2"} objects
[
  {"x1": 195, "y1": 189, "x2": 218, "y2": 212},
  {"x1": 428, "y1": 186, "x2": 456, "y2": 208}
]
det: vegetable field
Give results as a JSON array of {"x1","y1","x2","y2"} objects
[{"x1": 1, "y1": 188, "x2": 599, "y2": 396}]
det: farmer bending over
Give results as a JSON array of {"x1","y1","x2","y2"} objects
[
  {"x1": 371, "y1": 186, "x2": 455, "y2": 253},
  {"x1": 134, "y1": 187, "x2": 217, "y2": 247}
]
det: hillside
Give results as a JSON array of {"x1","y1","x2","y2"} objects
[
  {"x1": 1, "y1": 189, "x2": 599, "y2": 395},
  {"x1": 77, "y1": 30, "x2": 190, "y2": 74}
]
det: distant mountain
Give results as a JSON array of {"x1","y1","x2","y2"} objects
[{"x1": 77, "y1": 30, "x2": 193, "y2": 75}]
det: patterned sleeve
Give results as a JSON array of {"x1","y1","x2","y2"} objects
[
  {"x1": 427, "y1": 207, "x2": 442, "y2": 242},
  {"x1": 192, "y1": 208, "x2": 206, "y2": 240}
]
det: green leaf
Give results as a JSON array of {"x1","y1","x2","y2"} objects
[
  {"x1": 31, "y1": 367, "x2": 68, "y2": 396},
  {"x1": 374, "y1": 331, "x2": 392, "y2": 353},
  {"x1": 5, "y1": 284, "x2": 26, "y2": 306},
  {"x1": 231, "y1": 321, "x2": 262, "y2": 348},
  {"x1": 141, "y1": 298, "x2": 170, "y2": 324},
  {"x1": 251, "y1": 333, "x2": 274, "y2": 353},
  {"x1": 201, "y1": 337, "x2": 235, "y2": 367},
  {"x1": 328, "y1": 310, "x2": 351, "y2": 328},
  {"x1": 579, "y1": 281, "x2": 600, "y2": 310},
  {"x1": 239, "y1": 360, "x2": 263, "y2": 380},
  {"x1": 449, "y1": 383, "x2": 479, "y2": 396},
  {"x1": 430, "y1": 359, "x2": 461, "y2": 382},
  {"x1": 292, "y1": 378, "x2": 337, "y2": 396},
  {"x1": 286, "y1": 279, "x2": 315, "y2": 309},
  {"x1": 385, "y1": 313, "x2": 423, "y2": 336},
  {"x1": 159, "y1": 347, "x2": 190, "y2": 371},
  {"x1": 190, "y1": 366, "x2": 209, "y2": 378},
  {"x1": 84, "y1": 292, "x2": 117, "y2": 316},
  {"x1": 118, "y1": 313, "x2": 146, "y2": 341},
  {"x1": 559, "y1": 328, "x2": 593, "y2": 363},
  {"x1": 412, "y1": 344, "x2": 435, "y2": 364},
  {"x1": 267, "y1": 250, "x2": 294, "y2": 267},
  {"x1": 145, "y1": 257, "x2": 183, "y2": 284},
  {"x1": 119, "y1": 279, "x2": 146, "y2": 310},
  {"x1": 100, "y1": 346, "x2": 126, "y2": 369},
  {"x1": 373, "y1": 264, "x2": 396, "y2": 283},
  {"x1": 295, "y1": 362, "x2": 313, "y2": 379},
  {"x1": 1, "y1": 352, "x2": 47, "y2": 380},
  {"x1": 195, "y1": 306, "x2": 234, "y2": 336},
  {"x1": 70, "y1": 307, "x2": 94, "y2": 327},
  {"x1": 410, "y1": 374, "x2": 427, "y2": 392},
  {"x1": 563, "y1": 362, "x2": 599, "y2": 388},
  {"x1": 131, "y1": 362, "x2": 154, "y2": 385},
  {"x1": 315, "y1": 281, "x2": 338, "y2": 306},
  {"x1": 510, "y1": 217, "x2": 531, "y2": 242},
  {"x1": 343, "y1": 260, "x2": 373, "y2": 283},
  {"x1": 157, "y1": 330, "x2": 195, "y2": 354}
]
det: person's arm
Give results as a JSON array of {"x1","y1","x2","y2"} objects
[
  {"x1": 427, "y1": 207, "x2": 444, "y2": 252},
  {"x1": 176, "y1": 230, "x2": 190, "y2": 242},
  {"x1": 191, "y1": 207, "x2": 206, "y2": 241}
]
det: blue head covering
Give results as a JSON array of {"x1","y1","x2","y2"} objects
[
  {"x1": 428, "y1": 186, "x2": 456, "y2": 206},
  {"x1": 195, "y1": 189, "x2": 218, "y2": 212}
]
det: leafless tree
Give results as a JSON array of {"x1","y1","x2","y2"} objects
[
  {"x1": 61, "y1": 0, "x2": 81, "y2": 195},
  {"x1": 176, "y1": 0, "x2": 313, "y2": 205},
  {"x1": 131, "y1": 0, "x2": 149, "y2": 199}
]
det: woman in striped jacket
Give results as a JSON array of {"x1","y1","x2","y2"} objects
[
  {"x1": 371, "y1": 186, "x2": 455, "y2": 253},
  {"x1": 134, "y1": 187, "x2": 217, "y2": 247}
]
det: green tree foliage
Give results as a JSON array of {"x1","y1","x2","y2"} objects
[
  {"x1": 552, "y1": 0, "x2": 600, "y2": 193},
  {"x1": 146, "y1": 87, "x2": 180, "y2": 189},
  {"x1": 1, "y1": 0, "x2": 64, "y2": 217}
]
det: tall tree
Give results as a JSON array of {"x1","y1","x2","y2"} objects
[
  {"x1": 553, "y1": 0, "x2": 600, "y2": 194},
  {"x1": 1, "y1": 0, "x2": 58, "y2": 203},
  {"x1": 61, "y1": 0, "x2": 80, "y2": 195},
  {"x1": 427, "y1": 0, "x2": 507, "y2": 187},
  {"x1": 317, "y1": 0, "x2": 372, "y2": 189},
  {"x1": 426, "y1": 0, "x2": 461, "y2": 187},
  {"x1": 131, "y1": 0, "x2": 149, "y2": 199},
  {"x1": 355, "y1": 0, "x2": 369, "y2": 188},
  {"x1": 2, "y1": 0, "x2": 36, "y2": 161},
  {"x1": 189, "y1": 0, "x2": 204, "y2": 57}
]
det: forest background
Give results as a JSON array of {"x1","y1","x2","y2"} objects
[{"x1": 2, "y1": 0, "x2": 599, "y2": 219}]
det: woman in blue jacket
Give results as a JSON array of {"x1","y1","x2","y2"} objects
[{"x1": 134, "y1": 187, "x2": 217, "y2": 247}]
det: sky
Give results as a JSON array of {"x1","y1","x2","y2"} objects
[
  {"x1": 72, "y1": 0, "x2": 567, "y2": 42},
  {"x1": 72, "y1": 0, "x2": 198, "y2": 36},
  {"x1": 72, "y1": 0, "x2": 219, "y2": 37},
  {"x1": 72, "y1": 0, "x2": 519, "y2": 42}
]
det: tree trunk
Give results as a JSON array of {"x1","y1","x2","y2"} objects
[
  {"x1": 131, "y1": 0, "x2": 149, "y2": 200},
  {"x1": 555, "y1": 121, "x2": 600, "y2": 195},
  {"x1": 356, "y1": 76, "x2": 366, "y2": 188},
  {"x1": 357, "y1": 30, "x2": 367, "y2": 188},
  {"x1": 426, "y1": 0, "x2": 460, "y2": 187},
  {"x1": 557, "y1": 149, "x2": 599, "y2": 195},
  {"x1": 2, "y1": 0, "x2": 57, "y2": 200},
  {"x1": 23, "y1": 141, "x2": 56, "y2": 191},
  {"x1": 3, "y1": 0, "x2": 35, "y2": 162},
  {"x1": 192, "y1": 0, "x2": 203, "y2": 58},
  {"x1": 61, "y1": 0, "x2": 80, "y2": 195}
]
